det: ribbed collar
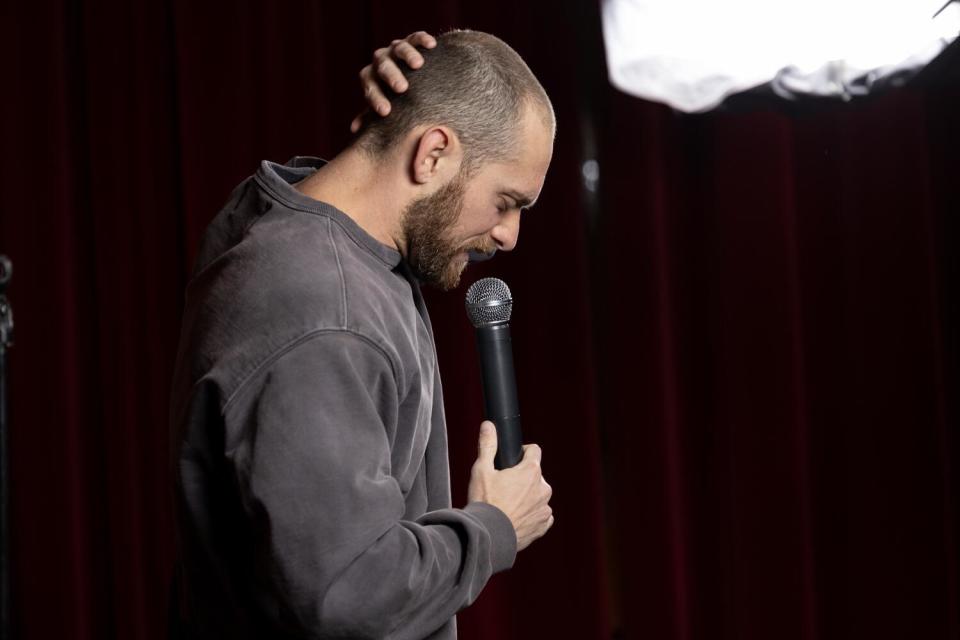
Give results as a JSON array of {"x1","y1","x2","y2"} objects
[{"x1": 254, "y1": 156, "x2": 403, "y2": 269}]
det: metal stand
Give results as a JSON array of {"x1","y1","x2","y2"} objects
[{"x1": 0, "y1": 255, "x2": 13, "y2": 640}]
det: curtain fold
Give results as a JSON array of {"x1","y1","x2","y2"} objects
[{"x1": 597, "y1": 82, "x2": 960, "y2": 639}]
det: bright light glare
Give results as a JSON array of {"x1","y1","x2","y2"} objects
[{"x1": 602, "y1": 0, "x2": 960, "y2": 111}]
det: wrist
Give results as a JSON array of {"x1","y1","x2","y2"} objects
[{"x1": 463, "y1": 501, "x2": 518, "y2": 572}]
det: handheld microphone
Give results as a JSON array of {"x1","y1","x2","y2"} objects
[{"x1": 465, "y1": 278, "x2": 523, "y2": 470}]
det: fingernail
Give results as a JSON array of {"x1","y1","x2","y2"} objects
[{"x1": 481, "y1": 422, "x2": 493, "y2": 435}]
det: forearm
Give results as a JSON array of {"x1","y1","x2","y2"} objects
[{"x1": 313, "y1": 503, "x2": 516, "y2": 639}]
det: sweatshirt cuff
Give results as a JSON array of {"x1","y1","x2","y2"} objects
[{"x1": 464, "y1": 501, "x2": 518, "y2": 574}]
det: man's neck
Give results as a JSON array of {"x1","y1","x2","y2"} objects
[{"x1": 294, "y1": 146, "x2": 406, "y2": 252}]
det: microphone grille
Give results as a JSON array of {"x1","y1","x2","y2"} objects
[{"x1": 465, "y1": 277, "x2": 513, "y2": 327}]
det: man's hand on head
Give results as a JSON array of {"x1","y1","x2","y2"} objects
[{"x1": 350, "y1": 31, "x2": 437, "y2": 133}]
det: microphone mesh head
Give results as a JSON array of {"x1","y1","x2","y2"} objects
[{"x1": 465, "y1": 277, "x2": 513, "y2": 327}]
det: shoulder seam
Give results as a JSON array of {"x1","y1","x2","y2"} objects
[
  {"x1": 327, "y1": 216, "x2": 348, "y2": 327},
  {"x1": 221, "y1": 328, "x2": 400, "y2": 415}
]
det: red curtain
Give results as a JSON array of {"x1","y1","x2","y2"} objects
[
  {"x1": 1, "y1": 1, "x2": 957, "y2": 638},
  {"x1": 597, "y1": 71, "x2": 960, "y2": 638}
]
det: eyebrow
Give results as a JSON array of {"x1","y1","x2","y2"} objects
[{"x1": 503, "y1": 190, "x2": 538, "y2": 210}]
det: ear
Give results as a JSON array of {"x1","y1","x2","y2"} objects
[{"x1": 411, "y1": 126, "x2": 460, "y2": 185}]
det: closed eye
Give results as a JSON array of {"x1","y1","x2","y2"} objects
[
  {"x1": 497, "y1": 197, "x2": 514, "y2": 213},
  {"x1": 501, "y1": 190, "x2": 537, "y2": 212}
]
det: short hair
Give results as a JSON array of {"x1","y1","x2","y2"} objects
[{"x1": 355, "y1": 29, "x2": 555, "y2": 172}]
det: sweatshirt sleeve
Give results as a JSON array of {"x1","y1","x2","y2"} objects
[{"x1": 223, "y1": 330, "x2": 517, "y2": 639}]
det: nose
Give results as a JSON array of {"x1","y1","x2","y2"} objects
[{"x1": 491, "y1": 210, "x2": 521, "y2": 252}]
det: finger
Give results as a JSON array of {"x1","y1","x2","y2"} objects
[
  {"x1": 372, "y1": 51, "x2": 409, "y2": 93},
  {"x1": 350, "y1": 111, "x2": 365, "y2": 133},
  {"x1": 359, "y1": 66, "x2": 391, "y2": 116},
  {"x1": 521, "y1": 443, "x2": 542, "y2": 466},
  {"x1": 477, "y1": 421, "x2": 498, "y2": 467},
  {"x1": 541, "y1": 478, "x2": 552, "y2": 498},
  {"x1": 393, "y1": 40, "x2": 425, "y2": 70},
  {"x1": 546, "y1": 514, "x2": 555, "y2": 530},
  {"x1": 406, "y1": 31, "x2": 437, "y2": 49},
  {"x1": 371, "y1": 45, "x2": 391, "y2": 63}
]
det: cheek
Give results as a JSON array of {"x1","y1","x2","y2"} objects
[{"x1": 455, "y1": 204, "x2": 499, "y2": 237}]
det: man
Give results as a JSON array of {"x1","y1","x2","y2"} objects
[{"x1": 169, "y1": 29, "x2": 555, "y2": 639}]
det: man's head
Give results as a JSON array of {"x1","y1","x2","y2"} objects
[{"x1": 355, "y1": 30, "x2": 556, "y2": 290}]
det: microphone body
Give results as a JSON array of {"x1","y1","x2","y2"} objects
[
  {"x1": 475, "y1": 323, "x2": 523, "y2": 469},
  {"x1": 465, "y1": 278, "x2": 524, "y2": 470}
]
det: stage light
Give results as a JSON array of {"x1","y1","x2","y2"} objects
[{"x1": 601, "y1": 0, "x2": 960, "y2": 111}]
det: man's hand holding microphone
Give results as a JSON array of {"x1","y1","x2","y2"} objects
[{"x1": 468, "y1": 421, "x2": 554, "y2": 551}]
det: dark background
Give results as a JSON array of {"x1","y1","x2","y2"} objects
[{"x1": 1, "y1": 1, "x2": 958, "y2": 638}]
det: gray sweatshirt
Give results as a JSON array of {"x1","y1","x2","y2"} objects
[{"x1": 169, "y1": 157, "x2": 517, "y2": 639}]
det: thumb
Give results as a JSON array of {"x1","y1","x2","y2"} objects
[{"x1": 477, "y1": 421, "x2": 498, "y2": 467}]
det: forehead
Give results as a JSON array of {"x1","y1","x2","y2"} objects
[{"x1": 476, "y1": 108, "x2": 554, "y2": 201}]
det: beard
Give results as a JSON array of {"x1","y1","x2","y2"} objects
[{"x1": 400, "y1": 173, "x2": 496, "y2": 291}]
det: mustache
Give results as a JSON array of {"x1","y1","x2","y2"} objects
[
  {"x1": 467, "y1": 249, "x2": 497, "y2": 263},
  {"x1": 466, "y1": 241, "x2": 498, "y2": 263}
]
